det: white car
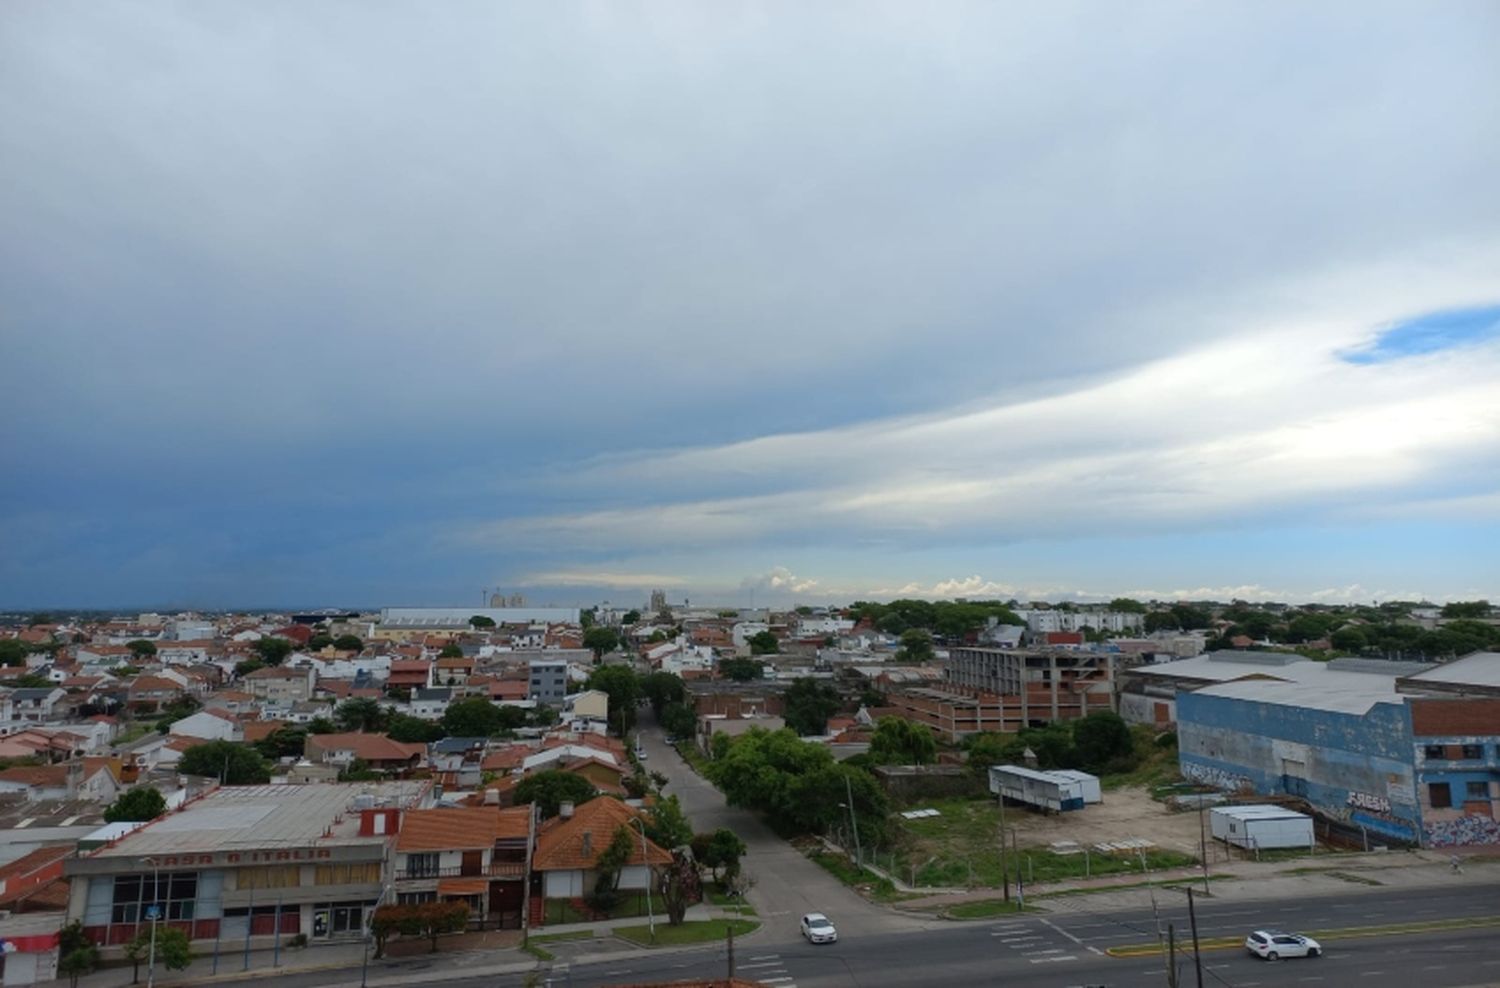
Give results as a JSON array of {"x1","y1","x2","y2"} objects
[
  {"x1": 800, "y1": 912, "x2": 837, "y2": 944},
  {"x1": 1245, "y1": 930, "x2": 1321, "y2": 960}
]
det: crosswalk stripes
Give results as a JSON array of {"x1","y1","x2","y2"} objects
[
  {"x1": 737, "y1": 952, "x2": 796, "y2": 987},
  {"x1": 987, "y1": 922, "x2": 1079, "y2": 965}
]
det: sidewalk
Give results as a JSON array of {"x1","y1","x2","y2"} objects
[
  {"x1": 41, "y1": 903, "x2": 747, "y2": 988},
  {"x1": 884, "y1": 847, "x2": 1500, "y2": 914}
]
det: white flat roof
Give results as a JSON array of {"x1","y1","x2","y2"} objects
[
  {"x1": 93, "y1": 783, "x2": 425, "y2": 856},
  {"x1": 1214, "y1": 804, "x2": 1310, "y2": 821},
  {"x1": 1194, "y1": 663, "x2": 1405, "y2": 716},
  {"x1": 1129, "y1": 651, "x2": 1314, "y2": 684},
  {"x1": 1404, "y1": 651, "x2": 1500, "y2": 688}
]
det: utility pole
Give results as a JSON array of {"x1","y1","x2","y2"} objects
[
  {"x1": 842, "y1": 773, "x2": 862, "y2": 868},
  {"x1": 1198, "y1": 797, "x2": 1211, "y2": 894},
  {"x1": 1188, "y1": 887, "x2": 1204, "y2": 988},
  {"x1": 998, "y1": 788, "x2": 1009, "y2": 902},
  {"x1": 1167, "y1": 923, "x2": 1178, "y2": 988}
]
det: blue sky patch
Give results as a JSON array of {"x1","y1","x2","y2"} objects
[{"x1": 1344, "y1": 304, "x2": 1500, "y2": 364}]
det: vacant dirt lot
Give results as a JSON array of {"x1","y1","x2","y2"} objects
[{"x1": 1004, "y1": 785, "x2": 1209, "y2": 856}]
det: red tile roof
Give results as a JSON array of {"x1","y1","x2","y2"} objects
[{"x1": 533, "y1": 797, "x2": 672, "y2": 872}]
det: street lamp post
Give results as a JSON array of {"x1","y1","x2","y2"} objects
[
  {"x1": 631, "y1": 818, "x2": 656, "y2": 943},
  {"x1": 841, "y1": 774, "x2": 862, "y2": 868},
  {"x1": 144, "y1": 858, "x2": 161, "y2": 988}
]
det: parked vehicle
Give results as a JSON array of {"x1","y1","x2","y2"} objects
[{"x1": 1245, "y1": 930, "x2": 1321, "y2": 960}]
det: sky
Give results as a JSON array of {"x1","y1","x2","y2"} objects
[{"x1": 2, "y1": 2, "x2": 1499, "y2": 611}]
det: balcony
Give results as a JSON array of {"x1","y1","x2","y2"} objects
[{"x1": 397, "y1": 862, "x2": 526, "y2": 881}]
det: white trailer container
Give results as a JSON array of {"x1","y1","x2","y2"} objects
[
  {"x1": 1210, "y1": 804, "x2": 1314, "y2": 850},
  {"x1": 1049, "y1": 769, "x2": 1103, "y2": 805},
  {"x1": 989, "y1": 765, "x2": 1101, "y2": 812}
]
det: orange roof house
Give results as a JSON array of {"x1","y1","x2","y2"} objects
[
  {"x1": 303, "y1": 732, "x2": 426, "y2": 773},
  {"x1": 532, "y1": 796, "x2": 672, "y2": 918}
]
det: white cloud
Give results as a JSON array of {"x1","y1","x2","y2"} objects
[{"x1": 519, "y1": 570, "x2": 688, "y2": 590}]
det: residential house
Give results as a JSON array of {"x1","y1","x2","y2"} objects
[
  {"x1": 410, "y1": 687, "x2": 454, "y2": 720},
  {"x1": 434, "y1": 656, "x2": 475, "y2": 687},
  {"x1": 169, "y1": 708, "x2": 244, "y2": 742},
  {"x1": 393, "y1": 803, "x2": 533, "y2": 928},
  {"x1": 241, "y1": 665, "x2": 316, "y2": 705},
  {"x1": 387, "y1": 659, "x2": 433, "y2": 692},
  {"x1": 126, "y1": 674, "x2": 186, "y2": 714},
  {"x1": 304, "y1": 732, "x2": 427, "y2": 775},
  {"x1": 8, "y1": 687, "x2": 67, "y2": 723},
  {"x1": 529, "y1": 797, "x2": 672, "y2": 925}
]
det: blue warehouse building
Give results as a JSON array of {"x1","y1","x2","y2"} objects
[{"x1": 1176, "y1": 655, "x2": 1500, "y2": 848}]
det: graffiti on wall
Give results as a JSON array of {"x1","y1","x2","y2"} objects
[
  {"x1": 1182, "y1": 761, "x2": 1251, "y2": 792},
  {"x1": 1347, "y1": 791, "x2": 1392, "y2": 814},
  {"x1": 1425, "y1": 815, "x2": 1500, "y2": 848}
]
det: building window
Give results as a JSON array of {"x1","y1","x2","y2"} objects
[
  {"x1": 1461, "y1": 744, "x2": 1484, "y2": 760},
  {"x1": 111, "y1": 872, "x2": 198, "y2": 924},
  {"x1": 316, "y1": 862, "x2": 382, "y2": 885},
  {"x1": 237, "y1": 866, "x2": 301, "y2": 890},
  {"x1": 397, "y1": 891, "x2": 436, "y2": 906},
  {"x1": 1429, "y1": 782, "x2": 1453, "y2": 808},
  {"x1": 405, "y1": 853, "x2": 440, "y2": 878},
  {"x1": 1424, "y1": 745, "x2": 1445, "y2": 759},
  {"x1": 1467, "y1": 781, "x2": 1489, "y2": 800}
]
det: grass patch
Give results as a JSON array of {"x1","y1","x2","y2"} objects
[
  {"x1": 808, "y1": 850, "x2": 909, "y2": 903},
  {"x1": 523, "y1": 930, "x2": 596, "y2": 961},
  {"x1": 673, "y1": 742, "x2": 713, "y2": 776},
  {"x1": 1031, "y1": 874, "x2": 1237, "y2": 900},
  {"x1": 614, "y1": 918, "x2": 758, "y2": 947},
  {"x1": 945, "y1": 899, "x2": 1045, "y2": 919},
  {"x1": 543, "y1": 893, "x2": 653, "y2": 924}
]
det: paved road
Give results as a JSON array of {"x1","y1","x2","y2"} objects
[
  {"x1": 516, "y1": 881, "x2": 1500, "y2": 988},
  {"x1": 634, "y1": 711, "x2": 926, "y2": 941}
]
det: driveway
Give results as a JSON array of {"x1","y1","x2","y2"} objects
[{"x1": 636, "y1": 713, "x2": 926, "y2": 940}]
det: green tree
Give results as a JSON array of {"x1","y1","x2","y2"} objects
[
  {"x1": 897, "y1": 628, "x2": 934, "y2": 662},
  {"x1": 339, "y1": 757, "x2": 382, "y2": 782},
  {"x1": 469, "y1": 615, "x2": 496, "y2": 628},
  {"x1": 104, "y1": 786, "x2": 166, "y2": 823},
  {"x1": 387, "y1": 713, "x2": 446, "y2": 744},
  {"x1": 179, "y1": 740, "x2": 271, "y2": 784},
  {"x1": 587, "y1": 663, "x2": 641, "y2": 735},
  {"x1": 783, "y1": 677, "x2": 840, "y2": 736},
  {"x1": 646, "y1": 793, "x2": 694, "y2": 850},
  {"x1": 306, "y1": 716, "x2": 337, "y2": 734},
  {"x1": 254, "y1": 726, "x2": 309, "y2": 760},
  {"x1": 588, "y1": 824, "x2": 636, "y2": 914},
  {"x1": 641, "y1": 671, "x2": 686, "y2": 718},
  {"x1": 124, "y1": 926, "x2": 191, "y2": 983},
  {"x1": 58, "y1": 921, "x2": 100, "y2": 988},
  {"x1": 442, "y1": 696, "x2": 504, "y2": 737},
  {"x1": 698, "y1": 828, "x2": 747, "y2": 887},
  {"x1": 623, "y1": 609, "x2": 641, "y2": 625},
  {"x1": 250, "y1": 637, "x2": 293, "y2": 665},
  {"x1": 335, "y1": 697, "x2": 388, "y2": 733},
  {"x1": 655, "y1": 845, "x2": 701, "y2": 926},
  {"x1": 333, "y1": 634, "x2": 364, "y2": 651},
  {"x1": 708, "y1": 727, "x2": 887, "y2": 840},
  {"x1": 965, "y1": 732, "x2": 1010, "y2": 779},
  {"x1": 438, "y1": 642, "x2": 463, "y2": 659},
  {"x1": 1441, "y1": 600, "x2": 1491, "y2": 619},
  {"x1": 1169, "y1": 603, "x2": 1213, "y2": 631},
  {"x1": 233, "y1": 659, "x2": 265, "y2": 678},
  {"x1": 0, "y1": 639, "x2": 30, "y2": 666},
  {"x1": 1071, "y1": 711, "x2": 1134, "y2": 772},
  {"x1": 1143, "y1": 611, "x2": 1180, "y2": 633},
  {"x1": 1109, "y1": 598, "x2": 1148, "y2": 614},
  {"x1": 583, "y1": 626, "x2": 621, "y2": 660},
  {"x1": 513, "y1": 770, "x2": 598, "y2": 818},
  {"x1": 308, "y1": 633, "x2": 336, "y2": 651},
  {"x1": 661, "y1": 701, "x2": 698, "y2": 739},
  {"x1": 1330, "y1": 626, "x2": 1368, "y2": 652},
  {"x1": 868, "y1": 716, "x2": 936, "y2": 766},
  {"x1": 718, "y1": 657, "x2": 764, "y2": 682},
  {"x1": 126, "y1": 639, "x2": 157, "y2": 658},
  {"x1": 748, "y1": 630, "x2": 780, "y2": 655}
]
